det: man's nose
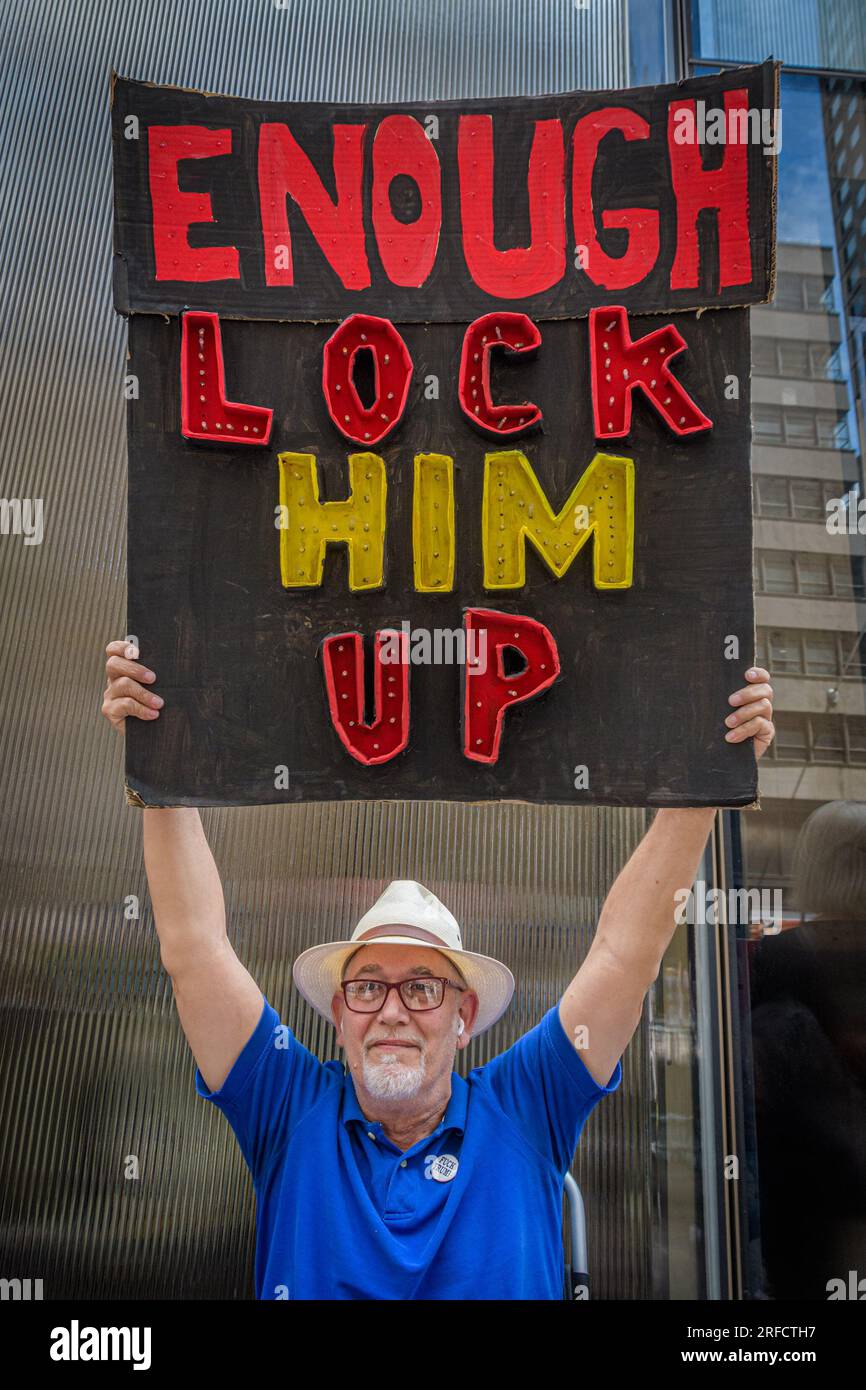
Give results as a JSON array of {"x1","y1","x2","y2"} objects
[{"x1": 379, "y1": 986, "x2": 411, "y2": 1023}]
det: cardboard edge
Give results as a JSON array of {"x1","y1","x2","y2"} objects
[
  {"x1": 112, "y1": 254, "x2": 130, "y2": 317},
  {"x1": 763, "y1": 59, "x2": 781, "y2": 309},
  {"x1": 112, "y1": 70, "x2": 249, "y2": 104},
  {"x1": 110, "y1": 59, "x2": 777, "y2": 122},
  {"x1": 109, "y1": 70, "x2": 131, "y2": 316},
  {"x1": 119, "y1": 788, "x2": 760, "y2": 810},
  {"x1": 124, "y1": 780, "x2": 148, "y2": 808}
]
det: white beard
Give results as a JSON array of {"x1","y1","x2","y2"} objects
[{"x1": 362, "y1": 1047, "x2": 426, "y2": 1099}]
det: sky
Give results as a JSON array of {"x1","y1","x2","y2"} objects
[{"x1": 776, "y1": 72, "x2": 836, "y2": 248}]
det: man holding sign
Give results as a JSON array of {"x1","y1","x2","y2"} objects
[
  {"x1": 102, "y1": 641, "x2": 773, "y2": 1299},
  {"x1": 106, "y1": 57, "x2": 779, "y2": 1297}
]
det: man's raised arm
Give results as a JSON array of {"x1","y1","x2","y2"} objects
[
  {"x1": 559, "y1": 667, "x2": 775, "y2": 1088},
  {"x1": 559, "y1": 806, "x2": 715, "y2": 1087},
  {"x1": 102, "y1": 640, "x2": 263, "y2": 1092}
]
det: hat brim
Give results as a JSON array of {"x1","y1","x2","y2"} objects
[{"x1": 292, "y1": 936, "x2": 515, "y2": 1037}]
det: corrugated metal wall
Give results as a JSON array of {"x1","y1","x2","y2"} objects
[{"x1": 0, "y1": 0, "x2": 652, "y2": 1299}]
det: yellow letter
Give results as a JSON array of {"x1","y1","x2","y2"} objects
[
  {"x1": 412, "y1": 453, "x2": 455, "y2": 591},
  {"x1": 278, "y1": 452, "x2": 386, "y2": 589},
  {"x1": 482, "y1": 449, "x2": 634, "y2": 589}
]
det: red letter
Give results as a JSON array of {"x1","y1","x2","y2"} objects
[
  {"x1": 459, "y1": 117, "x2": 565, "y2": 297},
  {"x1": 180, "y1": 312, "x2": 273, "y2": 444},
  {"x1": 589, "y1": 306, "x2": 711, "y2": 438},
  {"x1": 668, "y1": 89, "x2": 752, "y2": 291},
  {"x1": 322, "y1": 630, "x2": 410, "y2": 765},
  {"x1": 571, "y1": 108, "x2": 659, "y2": 289},
  {"x1": 258, "y1": 123, "x2": 369, "y2": 289},
  {"x1": 458, "y1": 313, "x2": 542, "y2": 436},
  {"x1": 372, "y1": 115, "x2": 441, "y2": 287},
  {"x1": 323, "y1": 314, "x2": 413, "y2": 445},
  {"x1": 463, "y1": 610, "x2": 560, "y2": 764},
  {"x1": 148, "y1": 126, "x2": 239, "y2": 282}
]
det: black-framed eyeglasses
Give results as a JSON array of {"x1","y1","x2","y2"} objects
[{"x1": 341, "y1": 976, "x2": 466, "y2": 1013}]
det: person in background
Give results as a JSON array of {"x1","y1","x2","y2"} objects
[{"x1": 750, "y1": 800, "x2": 866, "y2": 1300}]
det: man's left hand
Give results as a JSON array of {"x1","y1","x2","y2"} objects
[{"x1": 725, "y1": 667, "x2": 775, "y2": 761}]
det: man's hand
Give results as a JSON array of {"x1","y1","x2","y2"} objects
[
  {"x1": 725, "y1": 666, "x2": 775, "y2": 760},
  {"x1": 101, "y1": 638, "x2": 164, "y2": 732}
]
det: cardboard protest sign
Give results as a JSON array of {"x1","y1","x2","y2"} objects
[{"x1": 111, "y1": 62, "x2": 778, "y2": 808}]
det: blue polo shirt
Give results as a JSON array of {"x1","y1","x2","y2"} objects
[{"x1": 195, "y1": 996, "x2": 622, "y2": 1299}]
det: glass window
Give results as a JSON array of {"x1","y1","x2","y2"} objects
[
  {"x1": 817, "y1": 413, "x2": 847, "y2": 448},
  {"x1": 759, "y1": 628, "x2": 866, "y2": 677},
  {"x1": 831, "y1": 555, "x2": 860, "y2": 595},
  {"x1": 803, "y1": 633, "x2": 838, "y2": 674},
  {"x1": 803, "y1": 274, "x2": 832, "y2": 310},
  {"x1": 774, "y1": 271, "x2": 805, "y2": 310},
  {"x1": 753, "y1": 407, "x2": 783, "y2": 443},
  {"x1": 756, "y1": 476, "x2": 790, "y2": 516},
  {"x1": 784, "y1": 410, "x2": 817, "y2": 446},
  {"x1": 773, "y1": 715, "x2": 807, "y2": 760},
  {"x1": 791, "y1": 479, "x2": 824, "y2": 518},
  {"x1": 820, "y1": 345, "x2": 844, "y2": 379},
  {"x1": 847, "y1": 716, "x2": 866, "y2": 761},
  {"x1": 811, "y1": 716, "x2": 846, "y2": 762},
  {"x1": 768, "y1": 629, "x2": 802, "y2": 672},
  {"x1": 761, "y1": 552, "x2": 796, "y2": 592},
  {"x1": 798, "y1": 554, "x2": 832, "y2": 594},
  {"x1": 844, "y1": 634, "x2": 866, "y2": 676},
  {"x1": 752, "y1": 337, "x2": 779, "y2": 374},
  {"x1": 779, "y1": 341, "x2": 810, "y2": 377}
]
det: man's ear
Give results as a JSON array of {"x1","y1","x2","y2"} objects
[
  {"x1": 332, "y1": 992, "x2": 344, "y2": 1039},
  {"x1": 455, "y1": 990, "x2": 480, "y2": 1050}
]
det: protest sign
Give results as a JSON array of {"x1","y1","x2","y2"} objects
[{"x1": 111, "y1": 62, "x2": 777, "y2": 806}]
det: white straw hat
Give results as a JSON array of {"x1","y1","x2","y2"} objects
[{"x1": 292, "y1": 880, "x2": 515, "y2": 1036}]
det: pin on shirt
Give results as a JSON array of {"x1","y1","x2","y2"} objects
[{"x1": 425, "y1": 1153, "x2": 460, "y2": 1182}]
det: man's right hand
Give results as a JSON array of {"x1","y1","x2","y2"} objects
[{"x1": 101, "y1": 638, "x2": 164, "y2": 732}]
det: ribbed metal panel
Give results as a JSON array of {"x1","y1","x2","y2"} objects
[{"x1": 0, "y1": 0, "x2": 656, "y2": 1300}]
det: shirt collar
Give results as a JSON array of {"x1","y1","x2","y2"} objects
[{"x1": 341, "y1": 1067, "x2": 468, "y2": 1137}]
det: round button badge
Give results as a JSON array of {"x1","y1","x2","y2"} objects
[{"x1": 426, "y1": 1153, "x2": 459, "y2": 1183}]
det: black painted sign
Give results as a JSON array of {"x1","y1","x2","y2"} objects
[{"x1": 111, "y1": 63, "x2": 778, "y2": 807}]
